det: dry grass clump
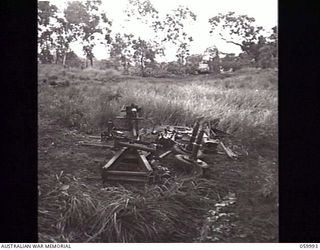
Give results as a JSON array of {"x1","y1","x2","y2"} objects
[{"x1": 38, "y1": 169, "x2": 228, "y2": 243}]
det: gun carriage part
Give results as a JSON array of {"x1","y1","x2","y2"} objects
[
  {"x1": 202, "y1": 137, "x2": 219, "y2": 155},
  {"x1": 174, "y1": 127, "x2": 209, "y2": 178},
  {"x1": 80, "y1": 104, "x2": 239, "y2": 184},
  {"x1": 101, "y1": 104, "x2": 175, "y2": 183},
  {"x1": 102, "y1": 147, "x2": 155, "y2": 183}
]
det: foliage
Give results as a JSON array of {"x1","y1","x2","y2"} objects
[
  {"x1": 185, "y1": 54, "x2": 202, "y2": 74},
  {"x1": 39, "y1": 47, "x2": 55, "y2": 64},
  {"x1": 154, "y1": 6, "x2": 196, "y2": 44},
  {"x1": 51, "y1": 15, "x2": 79, "y2": 65},
  {"x1": 256, "y1": 26, "x2": 278, "y2": 68},
  {"x1": 125, "y1": 0, "x2": 159, "y2": 24},
  {"x1": 38, "y1": 2, "x2": 58, "y2": 63},
  {"x1": 109, "y1": 33, "x2": 135, "y2": 72},
  {"x1": 220, "y1": 53, "x2": 252, "y2": 72},
  {"x1": 132, "y1": 38, "x2": 164, "y2": 76},
  {"x1": 65, "y1": 51, "x2": 84, "y2": 68},
  {"x1": 164, "y1": 61, "x2": 185, "y2": 75},
  {"x1": 209, "y1": 12, "x2": 264, "y2": 62},
  {"x1": 125, "y1": 1, "x2": 196, "y2": 65},
  {"x1": 204, "y1": 46, "x2": 221, "y2": 73},
  {"x1": 156, "y1": 6, "x2": 197, "y2": 65},
  {"x1": 64, "y1": 0, "x2": 112, "y2": 67},
  {"x1": 37, "y1": 2, "x2": 277, "y2": 72},
  {"x1": 38, "y1": 1, "x2": 58, "y2": 27}
]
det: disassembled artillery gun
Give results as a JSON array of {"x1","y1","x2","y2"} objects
[{"x1": 80, "y1": 103, "x2": 236, "y2": 184}]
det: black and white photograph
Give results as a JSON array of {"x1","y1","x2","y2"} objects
[{"x1": 38, "y1": 0, "x2": 278, "y2": 243}]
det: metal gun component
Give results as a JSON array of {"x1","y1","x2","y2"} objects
[
  {"x1": 202, "y1": 136, "x2": 219, "y2": 155},
  {"x1": 186, "y1": 121, "x2": 200, "y2": 151},
  {"x1": 191, "y1": 129, "x2": 205, "y2": 159},
  {"x1": 172, "y1": 121, "x2": 201, "y2": 155},
  {"x1": 102, "y1": 147, "x2": 154, "y2": 183},
  {"x1": 174, "y1": 128, "x2": 209, "y2": 176},
  {"x1": 101, "y1": 104, "x2": 159, "y2": 183},
  {"x1": 77, "y1": 103, "x2": 240, "y2": 183}
]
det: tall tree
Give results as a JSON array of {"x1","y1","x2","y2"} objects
[
  {"x1": 125, "y1": 1, "x2": 196, "y2": 65},
  {"x1": 204, "y1": 46, "x2": 220, "y2": 73},
  {"x1": 154, "y1": 6, "x2": 197, "y2": 65},
  {"x1": 109, "y1": 33, "x2": 134, "y2": 72},
  {"x1": 208, "y1": 12, "x2": 264, "y2": 62},
  {"x1": 64, "y1": 0, "x2": 112, "y2": 67},
  {"x1": 132, "y1": 38, "x2": 164, "y2": 76},
  {"x1": 51, "y1": 15, "x2": 80, "y2": 65},
  {"x1": 38, "y1": 2, "x2": 58, "y2": 63},
  {"x1": 257, "y1": 26, "x2": 278, "y2": 68}
]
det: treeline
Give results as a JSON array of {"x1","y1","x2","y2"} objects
[{"x1": 38, "y1": 0, "x2": 278, "y2": 76}]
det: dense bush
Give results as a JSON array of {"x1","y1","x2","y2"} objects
[
  {"x1": 39, "y1": 48, "x2": 55, "y2": 64},
  {"x1": 65, "y1": 51, "x2": 84, "y2": 68}
]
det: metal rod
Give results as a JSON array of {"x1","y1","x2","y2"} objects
[
  {"x1": 118, "y1": 141, "x2": 156, "y2": 153},
  {"x1": 115, "y1": 116, "x2": 144, "y2": 120},
  {"x1": 79, "y1": 142, "x2": 114, "y2": 149},
  {"x1": 186, "y1": 121, "x2": 200, "y2": 151},
  {"x1": 192, "y1": 129, "x2": 205, "y2": 159}
]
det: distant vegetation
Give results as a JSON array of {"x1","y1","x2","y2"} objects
[{"x1": 38, "y1": 0, "x2": 278, "y2": 76}]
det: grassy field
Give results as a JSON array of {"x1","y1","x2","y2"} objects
[{"x1": 38, "y1": 64, "x2": 278, "y2": 242}]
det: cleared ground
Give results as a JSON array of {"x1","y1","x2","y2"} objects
[{"x1": 38, "y1": 65, "x2": 278, "y2": 242}]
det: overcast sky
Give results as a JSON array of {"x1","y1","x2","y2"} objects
[{"x1": 47, "y1": 0, "x2": 278, "y2": 61}]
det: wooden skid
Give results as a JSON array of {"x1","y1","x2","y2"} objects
[
  {"x1": 102, "y1": 147, "x2": 128, "y2": 171},
  {"x1": 103, "y1": 174, "x2": 151, "y2": 183},
  {"x1": 105, "y1": 170, "x2": 149, "y2": 176},
  {"x1": 101, "y1": 147, "x2": 154, "y2": 183},
  {"x1": 137, "y1": 152, "x2": 153, "y2": 172}
]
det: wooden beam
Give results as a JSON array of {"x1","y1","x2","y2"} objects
[
  {"x1": 118, "y1": 141, "x2": 156, "y2": 153},
  {"x1": 158, "y1": 150, "x2": 172, "y2": 159},
  {"x1": 105, "y1": 170, "x2": 149, "y2": 176},
  {"x1": 79, "y1": 142, "x2": 114, "y2": 149},
  {"x1": 104, "y1": 175, "x2": 149, "y2": 182},
  {"x1": 137, "y1": 151, "x2": 153, "y2": 172},
  {"x1": 102, "y1": 147, "x2": 128, "y2": 170}
]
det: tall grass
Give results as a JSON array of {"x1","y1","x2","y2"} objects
[
  {"x1": 39, "y1": 172, "x2": 224, "y2": 242},
  {"x1": 38, "y1": 65, "x2": 277, "y2": 155}
]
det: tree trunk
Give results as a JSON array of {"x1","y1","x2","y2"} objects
[
  {"x1": 55, "y1": 49, "x2": 59, "y2": 64},
  {"x1": 62, "y1": 53, "x2": 67, "y2": 66},
  {"x1": 90, "y1": 57, "x2": 93, "y2": 67},
  {"x1": 123, "y1": 61, "x2": 129, "y2": 75},
  {"x1": 140, "y1": 56, "x2": 145, "y2": 77}
]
